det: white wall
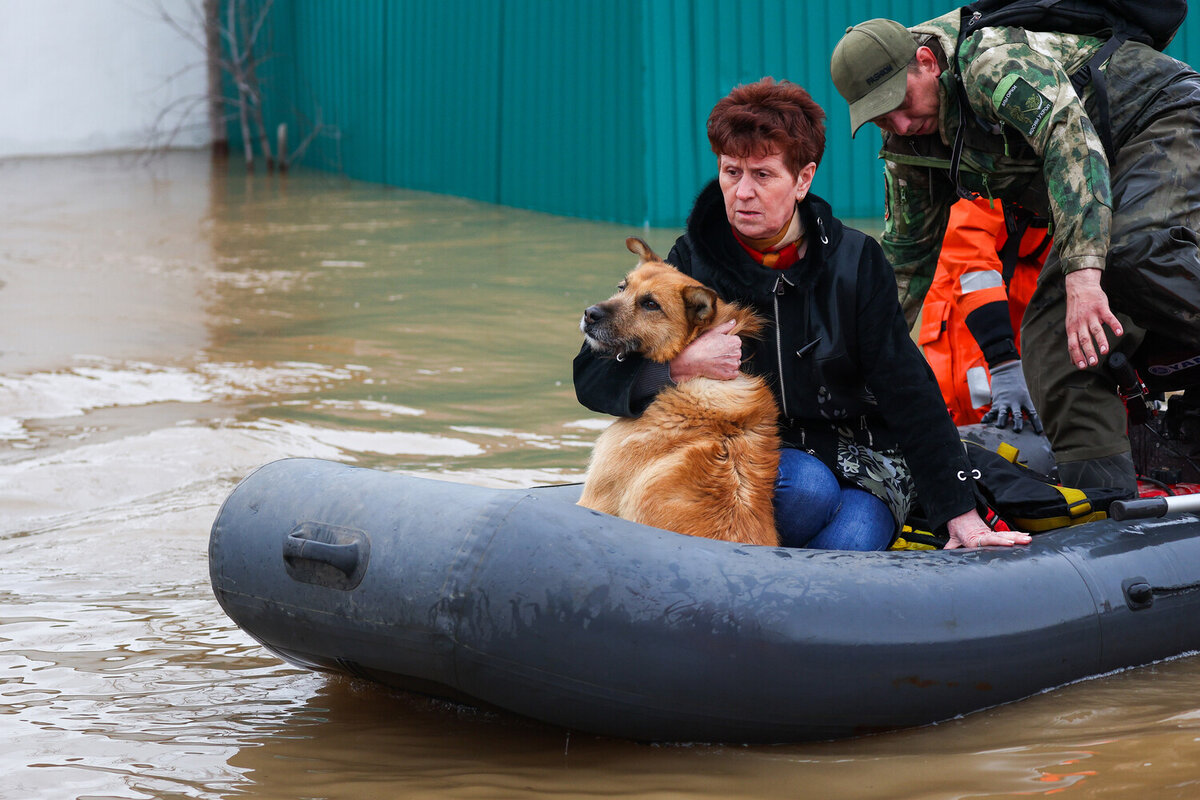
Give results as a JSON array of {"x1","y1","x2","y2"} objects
[{"x1": 0, "y1": 0, "x2": 211, "y2": 158}]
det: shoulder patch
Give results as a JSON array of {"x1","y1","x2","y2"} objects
[{"x1": 992, "y1": 75, "x2": 1053, "y2": 138}]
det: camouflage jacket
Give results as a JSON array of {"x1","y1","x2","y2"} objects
[{"x1": 882, "y1": 10, "x2": 1113, "y2": 322}]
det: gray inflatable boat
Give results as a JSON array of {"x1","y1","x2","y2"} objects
[{"x1": 208, "y1": 453, "x2": 1200, "y2": 743}]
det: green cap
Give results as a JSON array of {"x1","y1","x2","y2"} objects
[{"x1": 830, "y1": 18, "x2": 917, "y2": 137}]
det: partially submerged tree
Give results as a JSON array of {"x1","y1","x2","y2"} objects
[{"x1": 153, "y1": 0, "x2": 334, "y2": 171}]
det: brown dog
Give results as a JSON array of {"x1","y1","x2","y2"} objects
[{"x1": 577, "y1": 237, "x2": 781, "y2": 546}]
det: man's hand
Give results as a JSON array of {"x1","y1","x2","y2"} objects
[
  {"x1": 669, "y1": 319, "x2": 742, "y2": 382},
  {"x1": 980, "y1": 359, "x2": 1042, "y2": 434},
  {"x1": 1065, "y1": 268, "x2": 1123, "y2": 370},
  {"x1": 944, "y1": 509, "x2": 1032, "y2": 549}
]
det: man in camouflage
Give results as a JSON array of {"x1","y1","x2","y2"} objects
[{"x1": 829, "y1": 11, "x2": 1200, "y2": 496}]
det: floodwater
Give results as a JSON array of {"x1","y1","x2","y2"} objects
[{"x1": 3, "y1": 151, "x2": 1200, "y2": 800}]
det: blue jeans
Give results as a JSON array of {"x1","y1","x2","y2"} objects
[{"x1": 774, "y1": 448, "x2": 894, "y2": 551}]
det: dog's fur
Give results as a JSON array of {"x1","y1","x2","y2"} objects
[{"x1": 578, "y1": 237, "x2": 781, "y2": 546}]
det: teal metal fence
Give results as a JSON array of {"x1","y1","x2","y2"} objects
[{"x1": 230, "y1": 0, "x2": 1200, "y2": 227}]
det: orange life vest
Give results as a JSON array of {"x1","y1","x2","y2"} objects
[{"x1": 918, "y1": 199, "x2": 1049, "y2": 425}]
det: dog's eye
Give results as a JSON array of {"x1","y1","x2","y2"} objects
[
  {"x1": 640, "y1": 297, "x2": 660, "y2": 311},
  {"x1": 616, "y1": 281, "x2": 627, "y2": 292}
]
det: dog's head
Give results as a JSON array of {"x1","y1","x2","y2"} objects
[{"x1": 580, "y1": 237, "x2": 758, "y2": 363}]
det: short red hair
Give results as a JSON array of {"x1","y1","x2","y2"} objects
[{"x1": 707, "y1": 77, "x2": 826, "y2": 176}]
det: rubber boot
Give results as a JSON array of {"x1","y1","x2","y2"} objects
[{"x1": 1057, "y1": 452, "x2": 1138, "y2": 499}]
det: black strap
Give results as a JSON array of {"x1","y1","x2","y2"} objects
[
  {"x1": 949, "y1": 80, "x2": 977, "y2": 200},
  {"x1": 1028, "y1": 221, "x2": 1052, "y2": 261},
  {"x1": 998, "y1": 203, "x2": 1052, "y2": 289},
  {"x1": 949, "y1": 7, "x2": 977, "y2": 199},
  {"x1": 1069, "y1": 32, "x2": 1126, "y2": 166},
  {"x1": 949, "y1": 6, "x2": 984, "y2": 200},
  {"x1": 997, "y1": 205, "x2": 1028, "y2": 288}
]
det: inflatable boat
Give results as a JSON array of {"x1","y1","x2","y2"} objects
[{"x1": 208, "y1": 439, "x2": 1200, "y2": 743}]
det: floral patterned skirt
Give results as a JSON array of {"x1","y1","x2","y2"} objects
[{"x1": 833, "y1": 426, "x2": 915, "y2": 531}]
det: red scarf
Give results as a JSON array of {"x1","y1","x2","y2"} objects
[{"x1": 734, "y1": 232, "x2": 802, "y2": 270}]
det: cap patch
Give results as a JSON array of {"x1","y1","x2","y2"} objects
[
  {"x1": 865, "y1": 63, "x2": 896, "y2": 87},
  {"x1": 994, "y1": 76, "x2": 1053, "y2": 137}
]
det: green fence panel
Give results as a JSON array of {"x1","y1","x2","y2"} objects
[
  {"x1": 224, "y1": 0, "x2": 1200, "y2": 227},
  {"x1": 293, "y1": 0, "x2": 386, "y2": 178},
  {"x1": 385, "y1": 0, "x2": 503, "y2": 202},
  {"x1": 496, "y1": 0, "x2": 646, "y2": 222}
]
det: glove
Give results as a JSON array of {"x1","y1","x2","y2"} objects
[{"x1": 980, "y1": 360, "x2": 1043, "y2": 434}]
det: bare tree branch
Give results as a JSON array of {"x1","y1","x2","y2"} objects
[
  {"x1": 281, "y1": 105, "x2": 326, "y2": 169},
  {"x1": 144, "y1": 0, "x2": 333, "y2": 172},
  {"x1": 156, "y1": 2, "x2": 208, "y2": 52}
]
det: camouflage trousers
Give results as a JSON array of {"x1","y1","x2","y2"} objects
[{"x1": 1023, "y1": 56, "x2": 1200, "y2": 464}]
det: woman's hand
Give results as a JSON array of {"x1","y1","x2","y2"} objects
[
  {"x1": 943, "y1": 509, "x2": 1032, "y2": 549},
  {"x1": 1065, "y1": 267, "x2": 1123, "y2": 370},
  {"x1": 669, "y1": 320, "x2": 742, "y2": 382}
]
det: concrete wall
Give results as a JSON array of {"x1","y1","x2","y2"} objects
[{"x1": 0, "y1": 0, "x2": 211, "y2": 158}]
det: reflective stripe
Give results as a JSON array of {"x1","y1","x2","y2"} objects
[
  {"x1": 967, "y1": 365, "x2": 992, "y2": 409},
  {"x1": 959, "y1": 269, "x2": 1005, "y2": 294}
]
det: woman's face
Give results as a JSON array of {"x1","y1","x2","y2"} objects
[{"x1": 718, "y1": 152, "x2": 816, "y2": 240}]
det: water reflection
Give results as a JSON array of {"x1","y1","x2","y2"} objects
[
  {"x1": 198, "y1": 656, "x2": 1200, "y2": 799},
  {"x1": 2, "y1": 151, "x2": 1200, "y2": 799},
  {"x1": 203, "y1": 162, "x2": 636, "y2": 479}
]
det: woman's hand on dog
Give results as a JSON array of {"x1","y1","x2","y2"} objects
[
  {"x1": 669, "y1": 320, "x2": 743, "y2": 383},
  {"x1": 943, "y1": 510, "x2": 1033, "y2": 549}
]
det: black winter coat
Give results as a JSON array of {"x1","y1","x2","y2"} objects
[{"x1": 574, "y1": 181, "x2": 977, "y2": 529}]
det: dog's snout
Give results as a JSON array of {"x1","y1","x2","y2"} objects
[{"x1": 583, "y1": 304, "x2": 607, "y2": 325}]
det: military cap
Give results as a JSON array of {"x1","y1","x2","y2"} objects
[{"x1": 831, "y1": 18, "x2": 918, "y2": 136}]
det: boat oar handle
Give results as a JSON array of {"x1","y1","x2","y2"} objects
[
  {"x1": 1110, "y1": 494, "x2": 1200, "y2": 521},
  {"x1": 1109, "y1": 497, "x2": 1168, "y2": 521}
]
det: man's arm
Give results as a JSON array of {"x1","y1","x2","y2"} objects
[
  {"x1": 959, "y1": 35, "x2": 1113, "y2": 274},
  {"x1": 960, "y1": 33, "x2": 1117, "y2": 362}
]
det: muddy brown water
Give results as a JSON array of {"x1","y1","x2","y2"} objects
[{"x1": 3, "y1": 151, "x2": 1200, "y2": 799}]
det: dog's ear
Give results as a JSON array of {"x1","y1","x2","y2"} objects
[
  {"x1": 625, "y1": 237, "x2": 661, "y2": 265},
  {"x1": 681, "y1": 285, "x2": 718, "y2": 326}
]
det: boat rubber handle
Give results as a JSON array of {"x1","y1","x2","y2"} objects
[{"x1": 283, "y1": 534, "x2": 361, "y2": 576}]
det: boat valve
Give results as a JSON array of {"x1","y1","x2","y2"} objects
[{"x1": 1122, "y1": 577, "x2": 1154, "y2": 611}]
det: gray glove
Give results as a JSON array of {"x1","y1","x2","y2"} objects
[{"x1": 980, "y1": 360, "x2": 1043, "y2": 434}]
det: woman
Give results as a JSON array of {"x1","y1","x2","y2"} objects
[{"x1": 574, "y1": 78, "x2": 1030, "y2": 551}]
